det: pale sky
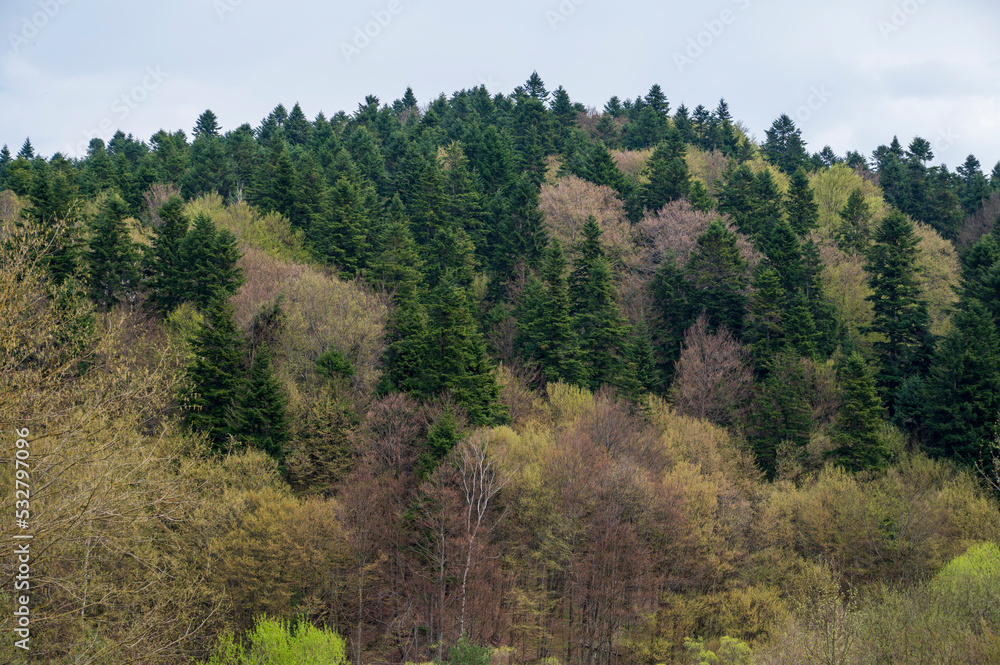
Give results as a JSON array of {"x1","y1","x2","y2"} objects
[{"x1": 2, "y1": 0, "x2": 999, "y2": 171}]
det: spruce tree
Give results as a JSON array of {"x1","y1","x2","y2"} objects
[
  {"x1": 831, "y1": 352, "x2": 889, "y2": 473},
  {"x1": 744, "y1": 265, "x2": 785, "y2": 362},
  {"x1": 785, "y1": 166, "x2": 819, "y2": 235},
  {"x1": 423, "y1": 271, "x2": 507, "y2": 426},
  {"x1": 517, "y1": 239, "x2": 587, "y2": 386},
  {"x1": 87, "y1": 192, "x2": 140, "y2": 308},
  {"x1": 638, "y1": 126, "x2": 689, "y2": 212},
  {"x1": 864, "y1": 210, "x2": 934, "y2": 408},
  {"x1": 921, "y1": 300, "x2": 1000, "y2": 467},
  {"x1": 570, "y1": 216, "x2": 633, "y2": 392},
  {"x1": 144, "y1": 196, "x2": 190, "y2": 314},
  {"x1": 748, "y1": 351, "x2": 811, "y2": 478},
  {"x1": 649, "y1": 252, "x2": 691, "y2": 383},
  {"x1": 686, "y1": 219, "x2": 749, "y2": 336},
  {"x1": 236, "y1": 346, "x2": 290, "y2": 462},
  {"x1": 183, "y1": 294, "x2": 245, "y2": 449},
  {"x1": 836, "y1": 188, "x2": 874, "y2": 253},
  {"x1": 178, "y1": 214, "x2": 244, "y2": 309}
]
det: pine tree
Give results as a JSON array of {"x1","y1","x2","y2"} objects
[
  {"x1": 921, "y1": 300, "x2": 1000, "y2": 467},
  {"x1": 87, "y1": 192, "x2": 139, "y2": 308},
  {"x1": 183, "y1": 295, "x2": 245, "y2": 449},
  {"x1": 785, "y1": 167, "x2": 819, "y2": 235},
  {"x1": 864, "y1": 210, "x2": 934, "y2": 408},
  {"x1": 831, "y1": 352, "x2": 889, "y2": 473},
  {"x1": 687, "y1": 180, "x2": 713, "y2": 212}
]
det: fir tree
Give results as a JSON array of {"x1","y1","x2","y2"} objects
[
  {"x1": 762, "y1": 114, "x2": 808, "y2": 174},
  {"x1": 785, "y1": 166, "x2": 819, "y2": 235},
  {"x1": 649, "y1": 253, "x2": 691, "y2": 383},
  {"x1": 87, "y1": 192, "x2": 139, "y2": 308},
  {"x1": 144, "y1": 196, "x2": 190, "y2": 314},
  {"x1": 178, "y1": 214, "x2": 244, "y2": 309},
  {"x1": 638, "y1": 127, "x2": 690, "y2": 213},
  {"x1": 569, "y1": 217, "x2": 632, "y2": 392},
  {"x1": 182, "y1": 295, "x2": 245, "y2": 449},
  {"x1": 517, "y1": 239, "x2": 587, "y2": 386},
  {"x1": 864, "y1": 210, "x2": 934, "y2": 408},
  {"x1": 831, "y1": 352, "x2": 889, "y2": 473},
  {"x1": 686, "y1": 219, "x2": 749, "y2": 337},
  {"x1": 748, "y1": 351, "x2": 811, "y2": 478},
  {"x1": 836, "y1": 188, "x2": 874, "y2": 253},
  {"x1": 236, "y1": 346, "x2": 290, "y2": 462},
  {"x1": 921, "y1": 300, "x2": 1000, "y2": 467}
]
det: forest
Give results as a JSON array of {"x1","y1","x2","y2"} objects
[{"x1": 1, "y1": 71, "x2": 1000, "y2": 664}]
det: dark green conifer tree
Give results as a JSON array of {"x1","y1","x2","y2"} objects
[
  {"x1": 236, "y1": 346, "x2": 290, "y2": 462},
  {"x1": 747, "y1": 351, "x2": 811, "y2": 478},
  {"x1": 517, "y1": 239, "x2": 587, "y2": 386},
  {"x1": 864, "y1": 210, "x2": 934, "y2": 408},
  {"x1": 649, "y1": 253, "x2": 691, "y2": 383},
  {"x1": 182, "y1": 294, "x2": 245, "y2": 450},
  {"x1": 831, "y1": 352, "x2": 889, "y2": 473},
  {"x1": 87, "y1": 192, "x2": 139, "y2": 308},
  {"x1": 144, "y1": 197, "x2": 190, "y2": 314},
  {"x1": 569, "y1": 217, "x2": 633, "y2": 392},
  {"x1": 785, "y1": 166, "x2": 819, "y2": 235},
  {"x1": 686, "y1": 219, "x2": 749, "y2": 336},
  {"x1": 921, "y1": 300, "x2": 1000, "y2": 467},
  {"x1": 638, "y1": 127, "x2": 690, "y2": 213},
  {"x1": 178, "y1": 213, "x2": 244, "y2": 310},
  {"x1": 423, "y1": 271, "x2": 508, "y2": 426},
  {"x1": 836, "y1": 188, "x2": 874, "y2": 253}
]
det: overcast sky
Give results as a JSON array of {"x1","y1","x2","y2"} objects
[{"x1": 2, "y1": 0, "x2": 999, "y2": 171}]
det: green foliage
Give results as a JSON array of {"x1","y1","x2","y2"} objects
[
  {"x1": 686, "y1": 219, "x2": 749, "y2": 336},
  {"x1": 203, "y1": 616, "x2": 348, "y2": 664},
  {"x1": 447, "y1": 634, "x2": 492, "y2": 665},
  {"x1": 831, "y1": 352, "x2": 890, "y2": 473},
  {"x1": 865, "y1": 210, "x2": 934, "y2": 408},
  {"x1": 182, "y1": 295, "x2": 245, "y2": 449},
  {"x1": 86, "y1": 192, "x2": 139, "y2": 308}
]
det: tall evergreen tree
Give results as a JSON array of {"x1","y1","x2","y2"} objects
[
  {"x1": 762, "y1": 114, "x2": 808, "y2": 174},
  {"x1": 686, "y1": 219, "x2": 749, "y2": 336},
  {"x1": 785, "y1": 166, "x2": 819, "y2": 235},
  {"x1": 638, "y1": 127, "x2": 690, "y2": 213},
  {"x1": 236, "y1": 346, "x2": 290, "y2": 462},
  {"x1": 87, "y1": 192, "x2": 139, "y2": 308},
  {"x1": 178, "y1": 214, "x2": 244, "y2": 309},
  {"x1": 517, "y1": 239, "x2": 587, "y2": 386},
  {"x1": 569, "y1": 217, "x2": 633, "y2": 392},
  {"x1": 831, "y1": 352, "x2": 889, "y2": 473},
  {"x1": 921, "y1": 300, "x2": 1000, "y2": 467},
  {"x1": 144, "y1": 196, "x2": 190, "y2": 314},
  {"x1": 864, "y1": 210, "x2": 934, "y2": 409},
  {"x1": 182, "y1": 295, "x2": 245, "y2": 449}
]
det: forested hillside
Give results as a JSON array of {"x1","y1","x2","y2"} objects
[{"x1": 2, "y1": 72, "x2": 1000, "y2": 664}]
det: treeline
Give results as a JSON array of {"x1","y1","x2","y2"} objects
[{"x1": 2, "y1": 72, "x2": 1000, "y2": 663}]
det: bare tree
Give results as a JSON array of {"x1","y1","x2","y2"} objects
[{"x1": 669, "y1": 314, "x2": 754, "y2": 427}]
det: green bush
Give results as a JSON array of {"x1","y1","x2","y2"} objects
[{"x1": 203, "y1": 615, "x2": 347, "y2": 665}]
